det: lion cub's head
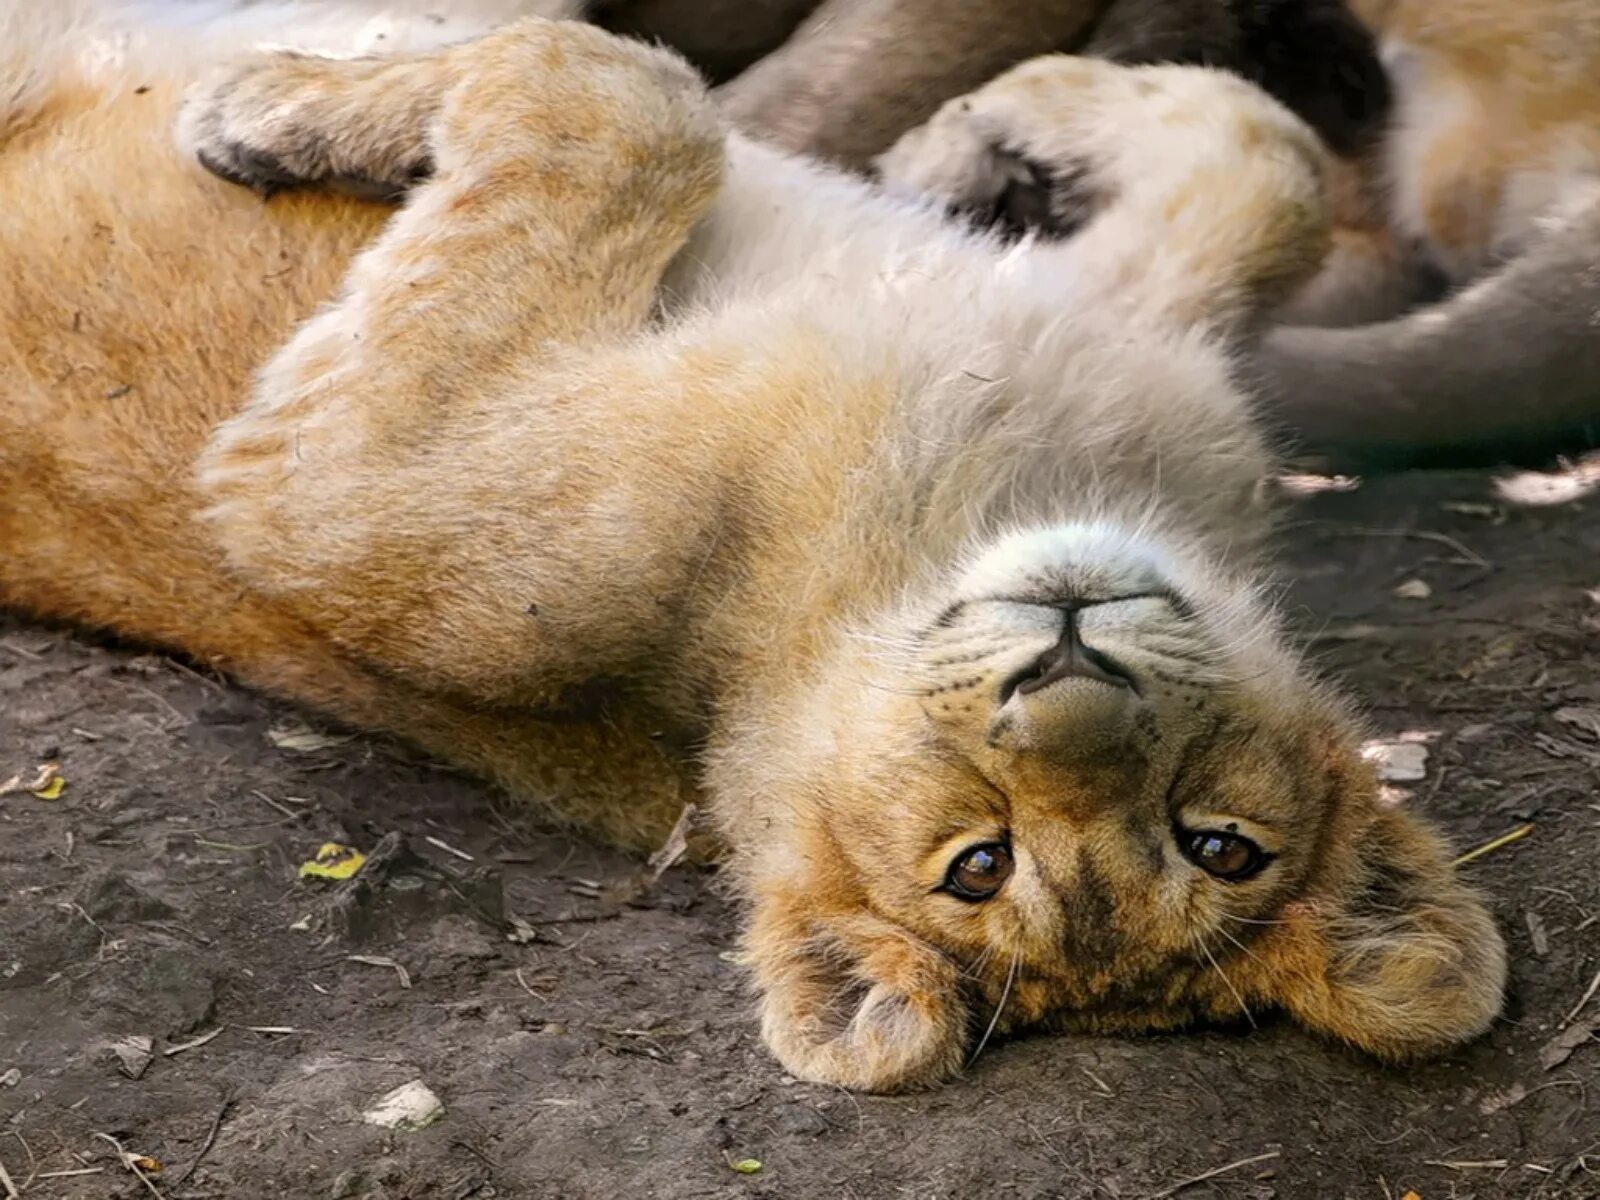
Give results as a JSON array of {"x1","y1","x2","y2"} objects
[{"x1": 730, "y1": 522, "x2": 1505, "y2": 1092}]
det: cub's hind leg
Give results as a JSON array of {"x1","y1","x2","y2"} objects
[
  {"x1": 877, "y1": 57, "x2": 1331, "y2": 334},
  {"x1": 190, "y1": 20, "x2": 726, "y2": 706}
]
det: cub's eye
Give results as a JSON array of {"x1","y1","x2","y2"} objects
[
  {"x1": 1182, "y1": 828, "x2": 1268, "y2": 881},
  {"x1": 943, "y1": 842, "x2": 1014, "y2": 901}
]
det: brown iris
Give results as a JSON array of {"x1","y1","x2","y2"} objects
[
  {"x1": 943, "y1": 842, "x2": 1014, "y2": 901},
  {"x1": 1183, "y1": 828, "x2": 1267, "y2": 881}
]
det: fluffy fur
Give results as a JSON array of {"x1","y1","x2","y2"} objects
[{"x1": 0, "y1": 6, "x2": 1504, "y2": 1090}]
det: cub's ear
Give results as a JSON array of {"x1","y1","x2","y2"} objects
[
  {"x1": 1267, "y1": 806, "x2": 1507, "y2": 1059},
  {"x1": 745, "y1": 884, "x2": 968, "y2": 1093}
]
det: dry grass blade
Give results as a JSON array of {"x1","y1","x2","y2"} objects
[
  {"x1": 1454, "y1": 823, "x2": 1534, "y2": 866},
  {"x1": 1147, "y1": 1150, "x2": 1281, "y2": 1199},
  {"x1": 1422, "y1": 1159, "x2": 1510, "y2": 1170},
  {"x1": 163, "y1": 1027, "x2": 224, "y2": 1057},
  {"x1": 347, "y1": 954, "x2": 412, "y2": 989},
  {"x1": 1562, "y1": 968, "x2": 1600, "y2": 1027},
  {"x1": 92, "y1": 1132, "x2": 167, "y2": 1200}
]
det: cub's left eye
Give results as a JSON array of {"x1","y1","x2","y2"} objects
[
  {"x1": 942, "y1": 842, "x2": 1014, "y2": 901},
  {"x1": 1182, "y1": 828, "x2": 1268, "y2": 881}
]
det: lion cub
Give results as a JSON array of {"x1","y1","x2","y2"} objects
[{"x1": 0, "y1": 9, "x2": 1503, "y2": 1090}]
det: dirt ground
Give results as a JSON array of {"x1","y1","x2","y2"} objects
[{"x1": 3, "y1": 465, "x2": 1599, "y2": 1200}]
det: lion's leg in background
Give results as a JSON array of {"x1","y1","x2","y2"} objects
[
  {"x1": 189, "y1": 21, "x2": 726, "y2": 708},
  {"x1": 1256, "y1": 191, "x2": 1600, "y2": 470},
  {"x1": 716, "y1": 0, "x2": 1112, "y2": 167},
  {"x1": 592, "y1": 0, "x2": 819, "y2": 83}
]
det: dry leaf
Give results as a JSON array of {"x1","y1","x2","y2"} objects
[
  {"x1": 1360, "y1": 739, "x2": 1428, "y2": 783},
  {"x1": 106, "y1": 1035, "x2": 154, "y2": 1080},
  {"x1": 297, "y1": 842, "x2": 367, "y2": 881},
  {"x1": 646, "y1": 802, "x2": 698, "y2": 884},
  {"x1": 506, "y1": 914, "x2": 541, "y2": 945},
  {"x1": 267, "y1": 720, "x2": 354, "y2": 754},
  {"x1": 1541, "y1": 1016, "x2": 1600, "y2": 1070},
  {"x1": 0, "y1": 761, "x2": 61, "y2": 798},
  {"x1": 1393, "y1": 578, "x2": 1432, "y2": 600},
  {"x1": 129, "y1": 1156, "x2": 162, "y2": 1174},
  {"x1": 363, "y1": 1080, "x2": 444, "y2": 1130},
  {"x1": 1554, "y1": 706, "x2": 1600, "y2": 741}
]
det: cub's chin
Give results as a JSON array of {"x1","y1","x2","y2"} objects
[{"x1": 734, "y1": 520, "x2": 1505, "y2": 1092}]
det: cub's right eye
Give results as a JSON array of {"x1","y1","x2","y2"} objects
[{"x1": 941, "y1": 842, "x2": 1014, "y2": 901}]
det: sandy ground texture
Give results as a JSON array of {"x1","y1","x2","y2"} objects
[{"x1": 2, "y1": 465, "x2": 1599, "y2": 1200}]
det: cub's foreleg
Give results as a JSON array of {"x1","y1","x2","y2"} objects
[{"x1": 189, "y1": 21, "x2": 725, "y2": 704}]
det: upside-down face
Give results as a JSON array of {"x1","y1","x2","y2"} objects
[{"x1": 741, "y1": 523, "x2": 1505, "y2": 1092}]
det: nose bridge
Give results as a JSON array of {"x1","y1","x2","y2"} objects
[
  {"x1": 1058, "y1": 842, "x2": 1123, "y2": 962},
  {"x1": 1014, "y1": 743, "x2": 1153, "y2": 829}
]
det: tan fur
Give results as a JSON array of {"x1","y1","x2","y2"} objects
[{"x1": 0, "y1": 11, "x2": 1504, "y2": 1091}]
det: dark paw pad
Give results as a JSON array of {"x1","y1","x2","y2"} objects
[
  {"x1": 984, "y1": 151, "x2": 1100, "y2": 241},
  {"x1": 196, "y1": 143, "x2": 309, "y2": 200}
]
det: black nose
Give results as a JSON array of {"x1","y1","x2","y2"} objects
[{"x1": 1003, "y1": 611, "x2": 1135, "y2": 701}]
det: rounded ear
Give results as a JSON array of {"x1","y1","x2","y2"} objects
[
  {"x1": 1263, "y1": 806, "x2": 1507, "y2": 1059},
  {"x1": 745, "y1": 885, "x2": 969, "y2": 1092}
]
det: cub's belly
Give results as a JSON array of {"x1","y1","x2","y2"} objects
[{"x1": 0, "y1": 83, "x2": 390, "y2": 663}]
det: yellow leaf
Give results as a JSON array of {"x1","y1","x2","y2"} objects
[
  {"x1": 1, "y1": 761, "x2": 62, "y2": 798},
  {"x1": 130, "y1": 1155, "x2": 162, "y2": 1174},
  {"x1": 728, "y1": 1158, "x2": 762, "y2": 1175},
  {"x1": 298, "y1": 842, "x2": 367, "y2": 880}
]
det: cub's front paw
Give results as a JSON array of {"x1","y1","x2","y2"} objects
[
  {"x1": 178, "y1": 52, "x2": 434, "y2": 200},
  {"x1": 875, "y1": 89, "x2": 1100, "y2": 238}
]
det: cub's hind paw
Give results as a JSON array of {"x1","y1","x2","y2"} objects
[{"x1": 178, "y1": 53, "x2": 434, "y2": 200}]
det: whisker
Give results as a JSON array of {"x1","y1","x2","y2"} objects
[
  {"x1": 957, "y1": 944, "x2": 998, "y2": 984},
  {"x1": 967, "y1": 950, "x2": 1019, "y2": 1070},
  {"x1": 1194, "y1": 933, "x2": 1257, "y2": 1030},
  {"x1": 1219, "y1": 912, "x2": 1294, "y2": 927},
  {"x1": 1212, "y1": 922, "x2": 1266, "y2": 968}
]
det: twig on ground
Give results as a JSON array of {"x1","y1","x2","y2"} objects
[
  {"x1": 250, "y1": 790, "x2": 303, "y2": 821},
  {"x1": 1562, "y1": 968, "x2": 1600, "y2": 1027},
  {"x1": 0, "y1": 1151, "x2": 18, "y2": 1200},
  {"x1": 172, "y1": 1095, "x2": 234, "y2": 1185},
  {"x1": 424, "y1": 835, "x2": 474, "y2": 862},
  {"x1": 1324, "y1": 525, "x2": 1491, "y2": 568},
  {"x1": 514, "y1": 968, "x2": 548, "y2": 1001},
  {"x1": 1147, "y1": 1151, "x2": 1281, "y2": 1199}
]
